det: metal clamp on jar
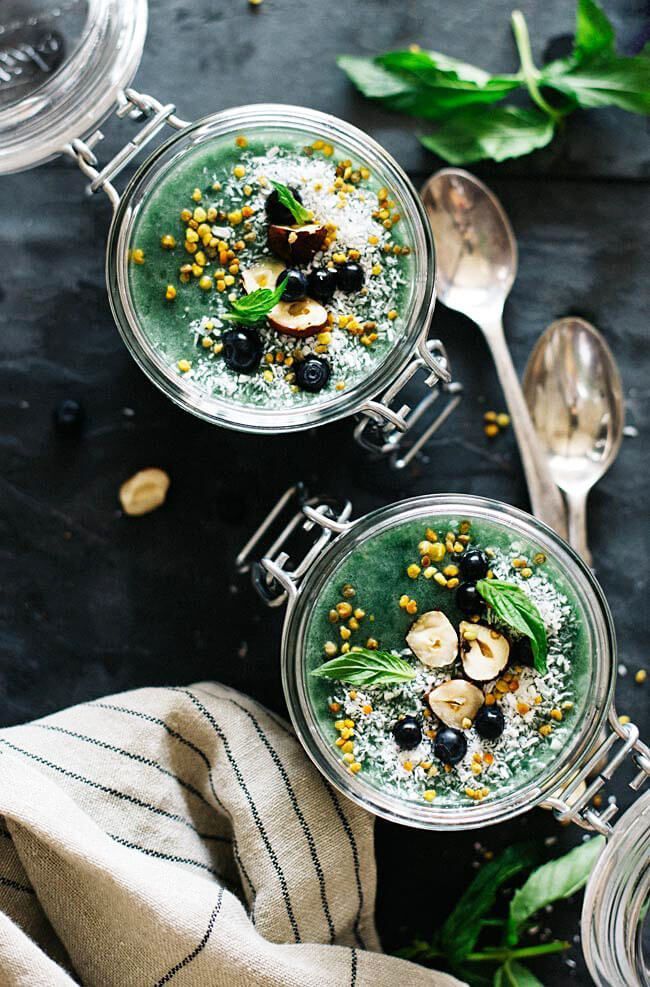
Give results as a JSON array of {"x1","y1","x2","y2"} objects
[
  {"x1": 239, "y1": 485, "x2": 650, "y2": 987},
  {"x1": 0, "y1": 1, "x2": 460, "y2": 464}
]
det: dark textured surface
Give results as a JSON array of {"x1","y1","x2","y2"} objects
[{"x1": 1, "y1": 0, "x2": 649, "y2": 983}]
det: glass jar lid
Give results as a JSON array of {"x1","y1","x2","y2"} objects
[
  {"x1": 582, "y1": 792, "x2": 650, "y2": 986},
  {"x1": 0, "y1": 0, "x2": 147, "y2": 173}
]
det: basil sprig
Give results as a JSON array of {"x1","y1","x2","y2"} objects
[
  {"x1": 399, "y1": 836, "x2": 604, "y2": 984},
  {"x1": 223, "y1": 280, "x2": 286, "y2": 326},
  {"x1": 269, "y1": 180, "x2": 312, "y2": 225},
  {"x1": 311, "y1": 647, "x2": 416, "y2": 686},
  {"x1": 476, "y1": 579, "x2": 548, "y2": 673},
  {"x1": 338, "y1": 0, "x2": 650, "y2": 164}
]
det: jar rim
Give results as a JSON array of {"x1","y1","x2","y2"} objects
[
  {"x1": 282, "y1": 494, "x2": 617, "y2": 830},
  {"x1": 106, "y1": 103, "x2": 436, "y2": 433},
  {"x1": 0, "y1": 0, "x2": 147, "y2": 174}
]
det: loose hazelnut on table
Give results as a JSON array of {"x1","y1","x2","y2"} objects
[{"x1": 119, "y1": 468, "x2": 170, "y2": 517}]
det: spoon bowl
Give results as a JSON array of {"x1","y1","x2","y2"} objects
[
  {"x1": 421, "y1": 168, "x2": 517, "y2": 320},
  {"x1": 523, "y1": 317, "x2": 625, "y2": 564},
  {"x1": 421, "y1": 168, "x2": 568, "y2": 537}
]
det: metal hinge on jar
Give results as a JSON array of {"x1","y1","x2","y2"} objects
[
  {"x1": 354, "y1": 339, "x2": 462, "y2": 468},
  {"x1": 64, "y1": 88, "x2": 190, "y2": 209},
  {"x1": 236, "y1": 484, "x2": 353, "y2": 607},
  {"x1": 544, "y1": 710, "x2": 650, "y2": 836}
]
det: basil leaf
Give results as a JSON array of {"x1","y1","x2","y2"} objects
[
  {"x1": 505, "y1": 836, "x2": 605, "y2": 944},
  {"x1": 310, "y1": 648, "x2": 416, "y2": 686},
  {"x1": 475, "y1": 579, "x2": 548, "y2": 673},
  {"x1": 420, "y1": 106, "x2": 554, "y2": 164},
  {"x1": 542, "y1": 54, "x2": 650, "y2": 114},
  {"x1": 439, "y1": 842, "x2": 542, "y2": 964},
  {"x1": 223, "y1": 281, "x2": 286, "y2": 325},
  {"x1": 574, "y1": 0, "x2": 615, "y2": 58},
  {"x1": 337, "y1": 52, "x2": 519, "y2": 120},
  {"x1": 269, "y1": 180, "x2": 311, "y2": 225},
  {"x1": 495, "y1": 961, "x2": 543, "y2": 987},
  {"x1": 377, "y1": 50, "x2": 520, "y2": 112},
  {"x1": 336, "y1": 55, "x2": 418, "y2": 100}
]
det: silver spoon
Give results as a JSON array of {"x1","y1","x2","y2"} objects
[
  {"x1": 421, "y1": 168, "x2": 568, "y2": 539},
  {"x1": 523, "y1": 317, "x2": 624, "y2": 565}
]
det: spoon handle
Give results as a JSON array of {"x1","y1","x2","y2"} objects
[
  {"x1": 481, "y1": 316, "x2": 568, "y2": 538},
  {"x1": 564, "y1": 488, "x2": 593, "y2": 566}
]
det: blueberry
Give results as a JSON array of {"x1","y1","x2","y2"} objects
[
  {"x1": 222, "y1": 328, "x2": 263, "y2": 374},
  {"x1": 393, "y1": 715, "x2": 421, "y2": 750},
  {"x1": 276, "y1": 268, "x2": 308, "y2": 302},
  {"x1": 434, "y1": 727, "x2": 467, "y2": 765},
  {"x1": 295, "y1": 355, "x2": 331, "y2": 393},
  {"x1": 307, "y1": 267, "x2": 338, "y2": 303},
  {"x1": 509, "y1": 636, "x2": 534, "y2": 667},
  {"x1": 459, "y1": 549, "x2": 489, "y2": 581},
  {"x1": 336, "y1": 261, "x2": 364, "y2": 293},
  {"x1": 474, "y1": 705, "x2": 505, "y2": 740},
  {"x1": 456, "y1": 582, "x2": 485, "y2": 615},
  {"x1": 53, "y1": 399, "x2": 85, "y2": 436},
  {"x1": 265, "y1": 186, "x2": 303, "y2": 226}
]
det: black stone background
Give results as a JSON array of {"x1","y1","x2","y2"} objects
[{"x1": 1, "y1": 0, "x2": 649, "y2": 982}]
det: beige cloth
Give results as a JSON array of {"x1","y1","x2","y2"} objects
[{"x1": 0, "y1": 682, "x2": 462, "y2": 986}]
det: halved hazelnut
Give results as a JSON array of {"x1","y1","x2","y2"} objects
[
  {"x1": 460, "y1": 621, "x2": 510, "y2": 681},
  {"x1": 267, "y1": 298, "x2": 328, "y2": 339},
  {"x1": 406, "y1": 610, "x2": 458, "y2": 668},
  {"x1": 242, "y1": 259, "x2": 285, "y2": 294},
  {"x1": 268, "y1": 223, "x2": 327, "y2": 263},
  {"x1": 428, "y1": 679, "x2": 484, "y2": 729}
]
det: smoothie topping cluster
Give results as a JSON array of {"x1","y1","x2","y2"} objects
[
  {"x1": 129, "y1": 135, "x2": 412, "y2": 405},
  {"x1": 313, "y1": 519, "x2": 575, "y2": 806}
]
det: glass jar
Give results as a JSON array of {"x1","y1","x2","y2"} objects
[
  {"x1": 0, "y1": 0, "x2": 460, "y2": 463},
  {"x1": 582, "y1": 792, "x2": 650, "y2": 986},
  {"x1": 240, "y1": 485, "x2": 650, "y2": 983}
]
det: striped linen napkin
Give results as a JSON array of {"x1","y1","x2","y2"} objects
[{"x1": 0, "y1": 682, "x2": 462, "y2": 986}]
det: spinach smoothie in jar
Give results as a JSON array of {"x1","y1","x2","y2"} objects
[
  {"x1": 305, "y1": 512, "x2": 591, "y2": 810},
  {"x1": 126, "y1": 128, "x2": 415, "y2": 410}
]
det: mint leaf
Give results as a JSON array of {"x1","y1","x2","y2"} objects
[
  {"x1": 223, "y1": 280, "x2": 286, "y2": 325},
  {"x1": 440, "y1": 843, "x2": 542, "y2": 964},
  {"x1": 311, "y1": 648, "x2": 416, "y2": 686},
  {"x1": 574, "y1": 0, "x2": 615, "y2": 57},
  {"x1": 269, "y1": 180, "x2": 311, "y2": 225},
  {"x1": 495, "y1": 961, "x2": 543, "y2": 987},
  {"x1": 420, "y1": 106, "x2": 554, "y2": 164},
  {"x1": 542, "y1": 54, "x2": 650, "y2": 113},
  {"x1": 506, "y1": 836, "x2": 605, "y2": 945},
  {"x1": 476, "y1": 579, "x2": 548, "y2": 673}
]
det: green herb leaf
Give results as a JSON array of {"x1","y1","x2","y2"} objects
[
  {"x1": 310, "y1": 648, "x2": 416, "y2": 686},
  {"x1": 336, "y1": 54, "x2": 419, "y2": 101},
  {"x1": 269, "y1": 180, "x2": 311, "y2": 224},
  {"x1": 439, "y1": 842, "x2": 543, "y2": 964},
  {"x1": 506, "y1": 836, "x2": 605, "y2": 945},
  {"x1": 420, "y1": 105, "x2": 554, "y2": 163},
  {"x1": 337, "y1": 52, "x2": 520, "y2": 121},
  {"x1": 494, "y1": 960, "x2": 543, "y2": 987},
  {"x1": 542, "y1": 54, "x2": 650, "y2": 114},
  {"x1": 574, "y1": 0, "x2": 615, "y2": 58},
  {"x1": 475, "y1": 579, "x2": 548, "y2": 673},
  {"x1": 223, "y1": 281, "x2": 286, "y2": 325}
]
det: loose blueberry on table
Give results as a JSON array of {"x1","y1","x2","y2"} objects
[{"x1": 310, "y1": 515, "x2": 583, "y2": 808}]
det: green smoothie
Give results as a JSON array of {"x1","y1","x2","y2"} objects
[
  {"x1": 127, "y1": 128, "x2": 415, "y2": 410},
  {"x1": 305, "y1": 512, "x2": 590, "y2": 809}
]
